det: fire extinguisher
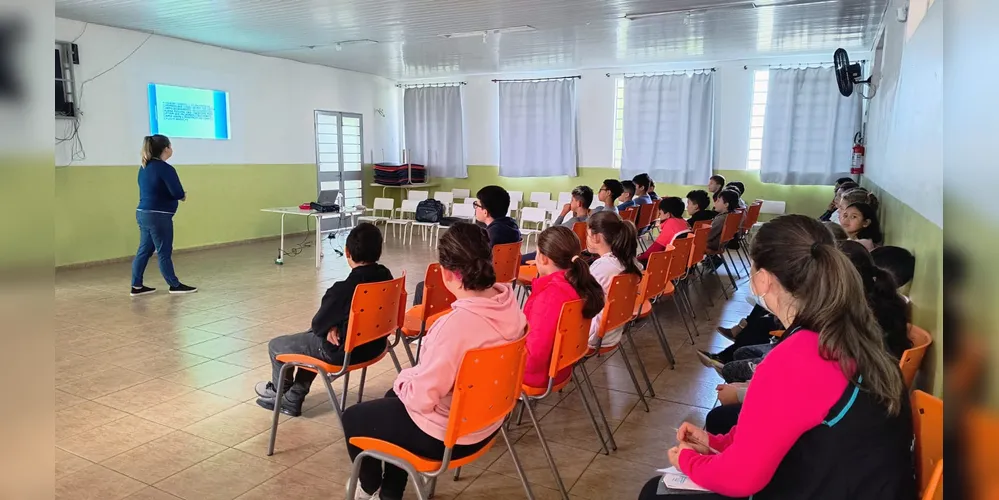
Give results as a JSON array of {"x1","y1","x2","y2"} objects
[{"x1": 851, "y1": 132, "x2": 865, "y2": 175}]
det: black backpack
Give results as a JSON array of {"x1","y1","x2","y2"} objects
[{"x1": 415, "y1": 199, "x2": 446, "y2": 223}]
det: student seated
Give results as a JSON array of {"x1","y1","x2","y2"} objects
[
  {"x1": 255, "y1": 223, "x2": 392, "y2": 417},
  {"x1": 630, "y1": 173, "x2": 654, "y2": 206},
  {"x1": 685, "y1": 189, "x2": 717, "y2": 227},
  {"x1": 706, "y1": 190, "x2": 740, "y2": 252},
  {"x1": 822, "y1": 221, "x2": 848, "y2": 241},
  {"x1": 522, "y1": 185, "x2": 594, "y2": 264},
  {"x1": 871, "y1": 245, "x2": 916, "y2": 298},
  {"x1": 414, "y1": 185, "x2": 521, "y2": 305},
  {"x1": 725, "y1": 181, "x2": 748, "y2": 210},
  {"x1": 648, "y1": 180, "x2": 660, "y2": 201},
  {"x1": 639, "y1": 215, "x2": 915, "y2": 500},
  {"x1": 522, "y1": 226, "x2": 605, "y2": 389},
  {"x1": 707, "y1": 174, "x2": 725, "y2": 196},
  {"x1": 840, "y1": 202, "x2": 883, "y2": 251},
  {"x1": 819, "y1": 177, "x2": 856, "y2": 221},
  {"x1": 585, "y1": 211, "x2": 643, "y2": 348},
  {"x1": 829, "y1": 184, "x2": 872, "y2": 224},
  {"x1": 340, "y1": 222, "x2": 527, "y2": 500},
  {"x1": 593, "y1": 179, "x2": 624, "y2": 214},
  {"x1": 638, "y1": 197, "x2": 690, "y2": 266},
  {"x1": 616, "y1": 180, "x2": 638, "y2": 211}
]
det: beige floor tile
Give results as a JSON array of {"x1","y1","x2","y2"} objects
[
  {"x1": 200, "y1": 365, "x2": 272, "y2": 402},
  {"x1": 216, "y1": 343, "x2": 271, "y2": 369},
  {"x1": 234, "y1": 467, "x2": 339, "y2": 500},
  {"x1": 180, "y1": 336, "x2": 259, "y2": 359},
  {"x1": 58, "y1": 367, "x2": 154, "y2": 400},
  {"x1": 102, "y1": 431, "x2": 226, "y2": 484},
  {"x1": 227, "y1": 322, "x2": 293, "y2": 343},
  {"x1": 534, "y1": 406, "x2": 621, "y2": 455},
  {"x1": 136, "y1": 390, "x2": 242, "y2": 429},
  {"x1": 101, "y1": 342, "x2": 177, "y2": 362},
  {"x1": 63, "y1": 334, "x2": 141, "y2": 357},
  {"x1": 292, "y1": 442, "x2": 353, "y2": 485},
  {"x1": 58, "y1": 415, "x2": 174, "y2": 462},
  {"x1": 235, "y1": 417, "x2": 342, "y2": 467},
  {"x1": 456, "y1": 471, "x2": 563, "y2": 500},
  {"x1": 55, "y1": 353, "x2": 119, "y2": 386},
  {"x1": 195, "y1": 317, "x2": 264, "y2": 336},
  {"x1": 159, "y1": 360, "x2": 247, "y2": 388},
  {"x1": 621, "y1": 397, "x2": 708, "y2": 433},
  {"x1": 183, "y1": 403, "x2": 289, "y2": 447},
  {"x1": 154, "y1": 449, "x2": 287, "y2": 500},
  {"x1": 55, "y1": 447, "x2": 93, "y2": 478},
  {"x1": 113, "y1": 351, "x2": 213, "y2": 377},
  {"x1": 56, "y1": 464, "x2": 146, "y2": 500},
  {"x1": 144, "y1": 328, "x2": 224, "y2": 349},
  {"x1": 567, "y1": 454, "x2": 658, "y2": 500},
  {"x1": 55, "y1": 400, "x2": 128, "y2": 441},
  {"x1": 55, "y1": 389, "x2": 88, "y2": 411},
  {"x1": 605, "y1": 420, "x2": 675, "y2": 467},
  {"x1": 487, "y1": 433, "x2": 597, "y2": 492},
  {"x1": 123, "y1": 487, "x2": 182, "y2": 499},
  {"x1": 171, "y1": 310, "x2": 238, "y2": 329},
  {"x1": 95, "y1": 378, "x2": 195, "y2": 413}
]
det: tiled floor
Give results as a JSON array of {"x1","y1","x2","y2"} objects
[{"x1": 55, "y1": 234, "x2": 755, "y2": 500}]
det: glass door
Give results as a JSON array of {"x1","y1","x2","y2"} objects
[{"x1": 314, "y1": 111, "x2": 364, "y2": 232}]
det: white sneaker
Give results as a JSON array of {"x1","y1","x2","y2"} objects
[{"x1": 348, "y1": 483, "x2": 379, "y2": 500}]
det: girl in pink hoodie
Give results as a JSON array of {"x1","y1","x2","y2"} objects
[
  {"x1": 523, "y1": 226, "x2": 605, "y2": 389},
  {"x1": 341, "y1": 221, "x2": 527, "y2": 500}
]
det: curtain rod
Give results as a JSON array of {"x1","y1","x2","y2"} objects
[
  {"x1": 742, "y1": 61, "x2": 864, "y2": 70},
  {"x1": 606, "y1": 67, "x2": 715, "y2": 77},
  {"x1": 491, "y1": 75, "x2": 581, "y2": 83},
  {"x1": 396, "y1": 82, "x2": 466, "y2": 88}
]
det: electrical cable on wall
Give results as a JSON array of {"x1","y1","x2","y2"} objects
[{"x1": 56, "y1": 30, "x2": 154, "y2": 167}]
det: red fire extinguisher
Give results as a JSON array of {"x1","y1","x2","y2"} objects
[{"x1": 851, "y1": 132, "x2": 865, "y2": 175}]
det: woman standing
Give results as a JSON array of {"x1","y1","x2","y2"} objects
[{"x1": 130, "y1": 134, "x2": 197, "y2": 296}]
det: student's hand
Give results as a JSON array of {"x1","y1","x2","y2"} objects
[
  {"x1": 716, "y1": 384, "x2": 740, "y2": 406},
  {"x1": 326, "y1": 328, "x2": 340, "y2": 346},
  {"x1": 560, "y1": 203, "x2": 571, "y2": 217},
  {"x1": 667, "y1": 442, "x2": 697, "y2": 469},
  {"x1": 676, "y1": 422, "x2": 711, "y2": 454}
]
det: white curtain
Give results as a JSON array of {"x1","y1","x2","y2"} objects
[
  {"x1": 403, "y1": 86, "x2": 466, "y2": 178},
  {"x1": 498, "y1": 80, "x2": 578, "y2": 177},
  {"x1": 621, "y1": 73, "x2": 715, "y2": 185},
  {"x1": 760, "y1": 67, "x2": 861, "y2": 185}
]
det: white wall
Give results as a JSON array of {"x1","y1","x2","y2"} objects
[
  {"x1": 863, "y1": 0, "x2": 942, "y2": 227},
  {"x1": 402, "y1": 54, "x2": 840, "y2": 173},
  {"x1": 55, "y1": 18, "x2": 400, "y2": 167}
]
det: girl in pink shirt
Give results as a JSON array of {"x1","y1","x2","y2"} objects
[
  {"x1": 638, "y1": 197, "x2": 691, "y2": 265},
  {"x1": 640, "y1": 215, "x2": 913, "y2": 500},
  {"x1": 523, "y1": 226, "x2": 605, "y2": 389},
  {"x1": 341, "y1": 222, "x2": 527, "y2": 500}
]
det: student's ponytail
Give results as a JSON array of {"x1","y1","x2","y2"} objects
[
  {"x1": 537, "y1": 227, "x2": 605, "y2": 318},
  {"x1": 587, "y1": 211, "x2": 642, "y2": 276},
  {"x1": 839, "y1": 240, "x2": 911, "y2": 358}
]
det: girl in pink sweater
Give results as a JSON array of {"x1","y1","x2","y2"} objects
[
  {"x1": 639, "y1": 215, "x2": 913, "y2": 500},
  {"x1": 523, "y1": 226, "x2": 605, "y2": 389},
  {"x1": 341, "y1": 222, "x2": 527, "y2": 500}
]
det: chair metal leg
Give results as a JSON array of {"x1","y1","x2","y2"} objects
[
  {"x1": 624, "y1": 327, "x2": 655, "y2": 399},
  {"x1": 720, "y1": 254, "x2": 739, "y2": 292},
  {"x1": 515, "y1": 398, "x2": 527, "y2": 426},
  {"x1": 453, "y1": 467, "x2": 461, "y2": 481},
  {"x1": 266, "y1": 363, "x2": 293, "y2": 456},
  {"x1": 357, "y1": 367, "x2": 368, "y2": 404},
  {"x1": 615, "y1": 344, "x2": 650, "y2": 412},
  {"x1": 340, "y1": 370, "x2": 351, "y2": 411},
  {"x1": 388, "y1": 346, "x2": 404, "y2": 373},
  {"x1": 523, "y1": 394, "x2": 570, "y2": 500},
  {"x1": 673, "y1": 296, "x2": 696, "y2": 346},
  {"x1": 570, "y1": 368, "x2": 610, "y2": 455},
  {"x1": 580, "y1": 366, "x2": 617, "y2": 451},
  {"x1": 650, "y1": 312, "x2": 676, "y2": 367},
  {"x1": 501, "y1": 426, "x2": 537, "y2": 500},
  {"x1": 679, "y1": 286, "x2": 701, "y2": 338},
  {"x1": 402, "y1": 336, "x2": 418, "y2": 366}
]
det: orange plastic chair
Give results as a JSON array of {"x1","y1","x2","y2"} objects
[
  {"x1": 634, "y1": 203, "x2": 657, "y2": 240},
  {"x1": 632, "y1": 249, "x2": 677, "y2": 367},
  {"x1": 966, "y1": 408, "x2": 999, "y2": 499},
  {"x1": 742, "y1": 201, "x2": 763, "y2": 233},
  {"x1": 572, "y1": 221, "x2": 588, "y2": 252},
  {"x1": 660, "y1": 236, "x2": 700, "y2": 344},
  {"x1": 268, "y1": 276, "x2": 406, "y2": 456},
  {"x1": 620, "y1": 206, "x2": 638, "y2": 223},
  {"x1": 586, "y1": 273, "x2": 652, "y2": 412},
  {"x1": 345, "y1": 336, "x2": 535, "y2": 500},
  {"x1": 900, "y1": 324, "x2": 933, "y2": 389},
  {"x1": 401, "y1": 264, "x2": 456, "y2": 365},
  {"x1": 912, "y1": 390, "x2": 942, "y2": 500},
  {"x1": 492, "y1": 241, "x2": 522, "y2": 285},
  {"x1": 705, "y1": 211, "x2": 744, "y2": 298}
]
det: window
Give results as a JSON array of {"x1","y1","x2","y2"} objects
[
  {"x1": 55, "y1": 41, "x2": 77, "y2": 118},
  {"x1": 746, "y1": 70, "x2": 769, "y2": 170},
  {"x1": 612, "y1": 78, "x2": 624, "y2": 169}
]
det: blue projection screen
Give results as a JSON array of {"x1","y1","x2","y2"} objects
[{"x1": 148, "y1": 83, "x2": 230, "y2": 139}]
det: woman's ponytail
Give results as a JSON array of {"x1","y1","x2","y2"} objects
[
  {"x1": 565, "y1": 255, "x2": 606, "y2": 319},
  {"x1": 140, "y1": 136, "x2": 153, "y2": 167},
  {"x1": 140, "y1": 134, "x2": 171, "y2": 167}
]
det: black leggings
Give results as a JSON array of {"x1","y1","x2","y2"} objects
[
  {"x1": 716, "y1": 305, "x2": 779, "y2": 364},
  {"x1": 638, "y1": 476, "x2": 745, "y2": 499},
  {"x1": 341, "y1": 389, "x2": 495, "y2": 500},
  {"x1": 704, "y1": 403, "x2": 742, "y2": 435}
]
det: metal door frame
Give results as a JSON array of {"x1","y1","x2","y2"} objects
[{"x1": 314, "y1": 110, "x2": 363, "y2": 232}]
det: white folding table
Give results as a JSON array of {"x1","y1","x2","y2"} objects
[{"x1": 260, "y1": 207, "x2": 363, "y2": 268}]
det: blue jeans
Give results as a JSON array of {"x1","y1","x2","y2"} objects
[{"x1": 131, "y1": 210, "x2": 181, "y2": 288}]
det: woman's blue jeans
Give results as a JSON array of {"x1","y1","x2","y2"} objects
[{"x1": 131, "y1": 210, "x2": 181, "y2": 288}]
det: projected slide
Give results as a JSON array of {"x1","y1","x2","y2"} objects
[{"x1": 148, "y1": 83, "x2": 230, "y2": 140}]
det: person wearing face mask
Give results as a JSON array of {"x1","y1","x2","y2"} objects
[{"x1": 638, "y1": 215, "x2": 914, "y2": 500}]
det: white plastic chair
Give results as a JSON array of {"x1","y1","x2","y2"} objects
[
  {"x1": 530, "y1": 192, "x2": 551, "y2": 206},
  {"x1": 386, "y1": 199, "x2": 419, "y2": 242},
  {"x1": 451, "y1": 188, "x2": 470, "y2": 203},
  {"x1": 519, "y1": 207, "x2": 547, "y2": 249},
  {"x1": 451, "y1": 203, "x2": 475, "y2": 220},
  {"x1": 508, "y1": 190, "x2": 524, "y2": 217},
  {"x1": 537, "y1": 200, "x2": 559, "y2": 223},
  {"x1": 434, "y1": 192, "x2": 455, "y2": 215},
  {"x1": 358, "y1": 198, "x2": 394, "y2": 226},
  {"x1": 557, "y1": 192, "x2": 573, "y2": 207},
  {"x1": 408, "y1": 190, "x2": 430, "y2": 201}
]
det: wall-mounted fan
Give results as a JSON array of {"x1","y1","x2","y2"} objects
[{"x1": 833, "y1": 48, "x2": 875, "y2": 98}]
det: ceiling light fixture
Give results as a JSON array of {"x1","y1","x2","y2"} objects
[
  {"x1": 439, "y1": 25, "x2": 536, "y2": 39},
  {"x1": 331, "y1": 39, "x2": 379, "y2": 48},
  {"x1": 624, "y1": 0, "x2": 835, "y2": 20}
]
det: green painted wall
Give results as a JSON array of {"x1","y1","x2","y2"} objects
[
  {"x1": 366, "y1": 166, "x2": 834, "y2": 219},
  {"x1": 55, "y1": 164, "x2": 316, "y2": 267},
  {"x1": 863, "y1": 179, "x2": 943, "y2": 395}
]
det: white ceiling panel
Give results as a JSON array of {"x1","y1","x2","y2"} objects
[{"x1": 55, "y1": 0, "x2": 888, "y2": 79}]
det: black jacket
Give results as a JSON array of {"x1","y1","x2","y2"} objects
[
  {"x1": 311, "y1": 263, "x2": 394, "y2": 356},
  {"x1": 485, "y1": 216, "x2": 522, "y2": 247},
  {"x1": 687, "y1": 209, "x2": 718, "y2": 228}
]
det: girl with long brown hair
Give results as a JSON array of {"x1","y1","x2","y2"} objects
[
  {"x1": 640, "y1": 214, "x2": 914, "y2": 500},
  {"x1": 523, "y1": 226, "x2": 605, "y2": 388},
  {"x1": 584, "y1": 211, "x2": 641, "y2": 348}
]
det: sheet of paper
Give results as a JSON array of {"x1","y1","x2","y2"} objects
[{"x1": 658, "y1": 467, "x2": 709, "y2": 492}]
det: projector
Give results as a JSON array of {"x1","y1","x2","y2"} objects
[{"x1": 310, "y1": 202, "x2": 340, "y2": 213}]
